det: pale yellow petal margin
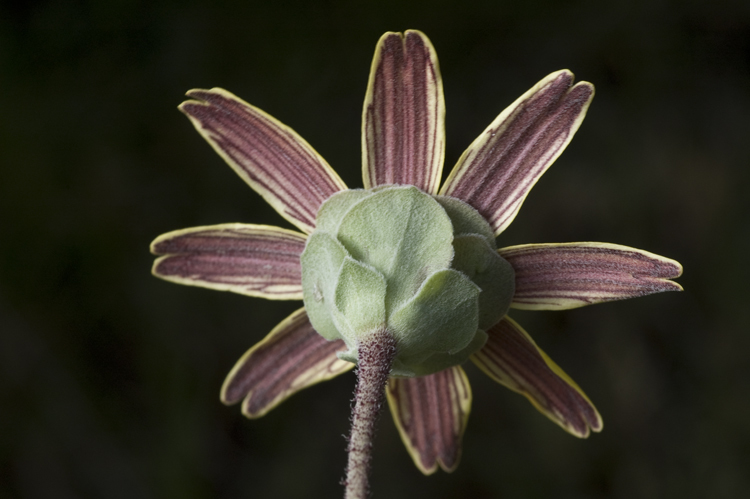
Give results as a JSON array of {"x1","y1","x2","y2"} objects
[
  {"x1": 221, "y1": 308, "x2": 353, "y2": 418},
  {"x1": 151, "y1": 223, "x2": 306, "y2": 300},
  {"x1": 180, "y1": 88, "x2": 347, "y2": 234},
  {"x1": 502, "y1": 242, "x2": 684, "y2": 310},
  {"x1": 362, "y1": 30, "x2": 445, "y2": 194},
  {"x1": 439, "y1": 70, "x2": 594, "y2": 236},
  {"x1": 386, "y1": 366, "x2": 471, "y2": 475},
  {"x1": 472, "y1": 316, "x2": 602, "y2": 437}
]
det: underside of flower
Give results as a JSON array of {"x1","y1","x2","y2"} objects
[
  {"x1": 150, "y1": 28, "x2": 684, "y2": 495},
  {"x1": 301, "y1": 185, "x2": 514, "y2": 377}
]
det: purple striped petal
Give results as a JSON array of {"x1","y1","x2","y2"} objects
[
  {"x1": 362, "y1": 30, "x2": 445, "y2": 194},
  {"x1": 151, "y1": 224, "x2": 306, "y2": 300},
  {"x1": 180, "y1": 89, "x2": 347, "y2": 234},
  {"x1": 386, "y1": 366, "x2": 471, "y2": 474},
  {"x1": 500, "y1": 242, "x2": 683, "y2": 310},
  {"x1": 471, "y1": 317, "x2": 602, "y2": 438},
  {"x1": 221, "y1": 308, "x2": 353, "y2": 418},
  {"x1": 440, "y1": 70, "x2": 594, "y2": 235}
]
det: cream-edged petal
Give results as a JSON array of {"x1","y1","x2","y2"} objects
[
  {"x1": 221, "y1": 308, "x2": 353, "y2": 418},
  {"x1": 151, "y1": 224, "x2": 306, "y2": 300},
  {"x1": 471, "y1": 317, "x2": 602, "y2": 438},
  {"x1": 362, "y1": 30, "x2": 445, "y2": 194},
  {"x1": 440, "y1": 70, "x2": 594, "y2": 235},
  {"x1": 180, "y1": 89, "x2": 347, "y2": 234},
  {"x1": 386, "y1": 366, "x2": 471, "y2": 475},
  {"x1": 501, "y1": 242, "x2": 683, "y2": 310}
]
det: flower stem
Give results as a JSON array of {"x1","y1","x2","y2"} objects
[{"x1": 343, "y1": 330, "x2": 396, "y2": 499}]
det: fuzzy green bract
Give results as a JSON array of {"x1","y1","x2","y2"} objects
[{"x1": 301, "y1": 185, "x2": 515, "y2": 377}]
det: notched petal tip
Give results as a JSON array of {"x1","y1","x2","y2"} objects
[
  {"x1": 472, "y1": 317, "x2": 602, "y2": 438},
  {"x1": 178, "y1": 87, "x2": 346, "y2": 234},
  {"x1": 501, "y1": 242, "x2": 683, "y2": 310},
  {"x1": 220, "y1": 308, "x2": 353, "y2": 418},
  {"x1": 178, "y1": 88, "x2": 234, "y2": 121},
  {"x1": 362, "y1": 28, "x2": 445, "y2": 194},
  {"x1": 386, "y1": 366, "x2": 471, "y2": 474},
  {"x1": 180, "y1": 87, "x2": 215, "y2": 105},
  {"x1": 441, "y1": 69, "x2": 595, "y2": 236}
]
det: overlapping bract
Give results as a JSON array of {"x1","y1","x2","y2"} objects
[
  {"x1": 302, "y1": 185, "x2": 514, "y2": 377},
  {"x1": 151, "y1": 30, "x2": 682, "y2": 474}
]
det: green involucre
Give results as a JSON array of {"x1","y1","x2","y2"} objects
[{"x1": 301, "y1": 185, "x2": 514, "y2": 377}]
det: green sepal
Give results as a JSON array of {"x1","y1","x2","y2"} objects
[
  {"x1": 314, "y1": 189, "x2": 373, "y2": 235},
  {"x1": 389, "y1": 269, "x2": 480, "y2": 370},
  {"x1": 300, "y1": 231, "x2": 349, "y2": 340},
  {"x1": 452, "y1": 234, "x2": 515, "y2": 330},
  {"x1": 336, "y1": 186, "x2": 455, "y2": 314},
  {"x1": 395, "y1": 329, "x2": 488, "y2": 377},
  {"x1": 334, "y1": 257, "x2": 387, "y2": 338},
  {"x1": 433, "y1": 195, "x2": 496, "y2": 248},
  {"x1": 303, "y1": 187, "x2": 517, "y2": 378}
]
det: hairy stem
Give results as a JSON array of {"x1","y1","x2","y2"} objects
[{"x1": 343, "y1": 330, "x2": 396, "y2": 499}]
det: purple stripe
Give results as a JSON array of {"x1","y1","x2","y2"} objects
[
  {"x1": 153, "y1": 226, "x2": 305, "y2": 296},
  {"x1": 185, "y1": 101, "x2": 310, "y2": 223},
  {"x1": 387, "y1": 366, "x2": 467, "y2": 472},
  {"x1": 474, "y1": 318, "x2": 600, "y2": 435},
  {"x1": 222, "y1": 309, "x2": 349, "y2": 415},
  {"x1": 501, "y1": 244, "x2": 682, "y2": 307},
  {"x1": 182, "y1": 90, "x2": 343, "y2": 232},
  {"x1": 365, "y1": 31, "x2": 442, "y2": 193},
  {"x1": 445, "y1": 73, "x2": 592, "y2": 234}
]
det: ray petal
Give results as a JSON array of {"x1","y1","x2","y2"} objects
[
  {"x1": 221, "y1": 308, "x2": 353, "y2": 418},
  {"x1": 180, "y1": 89, "x2": 347, "y2": 234},
  {"x1": 362, "y1": 30, "x2": 445, "y2": 194},
  {"x1": 500, "y1": 242, "x2": 683, "y2": 310},
  {"x1": 472, "y1": 317, "x2": 602, "y2": 437},
  {"x1": 386, "y1": 366, "x2": 471, "y2": 474},
  {"x1": 440, "y1": 70, "x2": 594, "y2": 235},
  {"x1": 151, "y1": 224, "x2": 306, "y2": 300}
]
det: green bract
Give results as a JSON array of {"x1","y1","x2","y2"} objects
[{"x1": 301, "y1": 185, "x2": 515, "y2": 377}]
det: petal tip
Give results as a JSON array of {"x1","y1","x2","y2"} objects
[
  {"x1": 438, "y1": 455, "x2": 462, "y2": 474},
  {"x1": 240, "y1": 399, "x2": 267, "y2": 420},
  {"x1": 669, "y1": 258, "x2": 684, "y2": 279},
  {"x1": 665, "y1": 280, "x2": 684, "y2": 293},
  {"x1": 591, "y1": 416, "x2": 604, "y2": 433},
  {"x1": 150, "y1": 256, "x2": 165, "y2": 278},
  {"x1": 473, "y1": 317, "x2": 603, "y2": 439},
  {"x1": 377, "y1": 30, "x2": 405, "y2": 46},
  {"x1": 149, "y1": 231, "x2": 175, "y2": 255},
  {"x1": 149, "y1": 238, "x2": 161, "y2": 256},
  {"x1": 404, "y1": 29, "x2": 432, "y2": 46},
  {"x1": 416, "y1": 461, "x2": 439, "y2": 476},
  {"x1": 178, "y1": 88, "x2": 214, "y2": 113},
  {"x1": 219, "y1": 383, "x2": 235, "y2": 407}
]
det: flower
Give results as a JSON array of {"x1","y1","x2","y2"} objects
[{"x1": 150, "y1": 30, "x2": 682, "y2": 475}]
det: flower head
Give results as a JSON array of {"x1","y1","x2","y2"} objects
[{"x1": 151, "y1": 30, "x2": 682, "y2": 474}]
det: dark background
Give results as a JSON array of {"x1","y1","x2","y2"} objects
[{"x1": 2, "y1": 0, "x2": 748, "y2": 498}]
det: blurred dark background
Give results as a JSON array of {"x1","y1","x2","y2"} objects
[{"x1": 1, "y1": 0, "x2": 748, "y2": 498}]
